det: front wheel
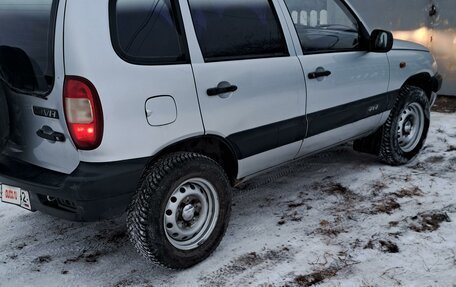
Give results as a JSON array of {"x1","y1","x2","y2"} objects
[
  {"x1": 127, "y1": 152, "x2": 231, "y2": 269},
  {"x1": 379, "y1": 85, "x2": 431, "y2": 165}
]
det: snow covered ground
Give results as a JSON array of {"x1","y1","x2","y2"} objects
[{"x1": 1, "y1": 111, "x2": 455, "y2": 287}]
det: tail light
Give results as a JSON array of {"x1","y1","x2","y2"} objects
[{"x1": 63, "y1": 76, "x2": 103, "y2": 150}]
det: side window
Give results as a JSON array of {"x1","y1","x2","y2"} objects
[
  {"x1": 110, "y1": 0, "x2": 189, "y2": 64},
  {"x1": 188, "y1": 0, "x2": 289, "y2": 62},
  {"x1": 284, "y1": 0, "x2": 361, "y2": 53}
]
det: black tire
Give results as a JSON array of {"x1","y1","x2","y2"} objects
[
  {"x1": 0, "y1": 84, "x2": 10, "y2": 152},
  {"x1": 378, "y1": 85, "x2": 430, "y2": 166},
  {"x1": 127, "y1": 152, "x2": 232, "y2": 269}
]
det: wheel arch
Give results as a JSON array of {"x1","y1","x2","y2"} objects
[
  {"x1": 148, "y1": 135, "x2": 239, "y2": 185},
  {"x1": 402, "y1": 72, "x2": 433, "y2": 100}
]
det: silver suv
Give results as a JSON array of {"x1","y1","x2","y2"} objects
[{"x1": 0, "y1": 0, "x2": 442, "y2": 268}]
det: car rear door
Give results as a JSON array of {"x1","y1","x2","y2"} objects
[
  {"x1": 181, "y1": 0, "x2": 307, "y2": 177},
  {"x1": 0, "y1": 0, "x2": 81, "y2": 174},
  {"x1": 279, "y1": 0, "x2": 391, "y2": 157}
]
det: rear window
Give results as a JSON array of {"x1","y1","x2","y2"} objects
[
  {"x1": 188, "y1": 0, "x2": 289, "y2": 62},
  {"x1": 0, "y1": 0, "x2": 58, "y2": 96},
  {"x1": 110, "y1": 0, "x2": 189, "y2": 65}
]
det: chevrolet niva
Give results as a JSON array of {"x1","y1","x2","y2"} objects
[{"x1": 0, "y1": 0, "x2": 442, "y2": 268}]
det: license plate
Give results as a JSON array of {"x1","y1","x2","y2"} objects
[{"x1": 1, "y1": 184, "x2": 32, "y2": 210}]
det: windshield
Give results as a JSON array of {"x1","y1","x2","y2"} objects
[{"x1": 0, "y1": 0, "x2": 58, "y2": 96}]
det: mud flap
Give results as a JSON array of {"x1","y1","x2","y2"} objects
[{"x1": 353, "y1": 128, "x2": 382, "y2": 155}]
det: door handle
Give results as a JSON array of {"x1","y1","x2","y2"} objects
[
  {"x1": 207, "y1": 82, "x2": 238, "y2": 96},
  {"x1": 308, "y1": 70, "x2": 332, "y2": 79},
  {"x1": 37, "y1": 126, "x2": 65, "y2": 142}
]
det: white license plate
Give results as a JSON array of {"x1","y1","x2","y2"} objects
[{"x1": 1, "y1": 184, "x2": 32, "y2": 210}]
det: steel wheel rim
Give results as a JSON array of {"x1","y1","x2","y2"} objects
[
  {"x1": 397, "y1": 102, "x2": 425, "y2": 153},
  {"x1": 164, "y1": 178, "x2": 219, "y2": 251}
]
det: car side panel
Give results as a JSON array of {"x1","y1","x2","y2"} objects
[
  {"x1": 298, "y1": 52, "x2": 390, "y2": 115},
  {"x1": 387, "y1": 49, "x2": 436, "y2": 91},
  {"x1": 180, "y1": 0, "x2": 308, "y2": 179},
  {"x1": 64, "y1": 0, "x2": 204, "y2": 163},
  {"x1": 276, "y1": 0, "x2": 396, "y2": 159}
]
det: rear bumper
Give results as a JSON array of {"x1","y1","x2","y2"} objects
[{"x1": 0, "y1": 156, "x2": 148, "y2": 221}]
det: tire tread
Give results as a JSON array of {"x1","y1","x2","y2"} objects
[{"x1": 127, "y1": 152, "x2": 230, "y2": 269}]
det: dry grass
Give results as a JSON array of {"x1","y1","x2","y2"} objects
[
  {"x1": 393, "y1": 187, "x2": 424, "y2": 198},
  {"x1": 409, "y1": 212, "x2": 451, "y2": 232},
  {"x1": 372, "y1": 198, "x2": 401, "y2": 215},
  {"x1": 294, "y1": 267, "x2": 339, "y2": 287},
  {"x1": 432, "y1": 95, "x2": 456, "y2": 113}
]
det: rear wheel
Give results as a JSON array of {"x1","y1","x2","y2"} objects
[
  {"x1": 0, "y1": 85, "x2": 10, "y2": 152},
  {"x1": 378, "y1": 85, "x2": 430, "y2": 165},
  {"x1": 127, "y1": 152, "x2": 231, "y2": 269}
]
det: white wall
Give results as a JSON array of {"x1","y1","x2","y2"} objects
[{"x1": 348, "y1": 0, "x2": 456, "y2": 95}]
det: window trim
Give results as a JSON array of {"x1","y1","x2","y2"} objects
[
  {"x1": 108, "y1": 0, "x2": 191, "y2": 65},
  {"x1": 46, "y1": 0, "x2": 59, "y2": 97},
  {"x1": 187, "y1": 0, "x2": 290, "y2": 63},
  {"x1": 283, "y1": 0, "x2": 371, "y2": 55}
]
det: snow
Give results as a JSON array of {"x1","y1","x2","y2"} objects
[{"x1": 1, "y1": 112, "x2": 456, "y2": 287}]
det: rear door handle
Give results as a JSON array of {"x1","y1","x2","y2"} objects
[
  {"x1": 308, "y1": 70, "x2": 332, "y2": 79},
  {"x1": 37, "y1": 126, "x2": 65, "y2": 142},
  {"x1": 207, "y1": 82, "x2": 238, "y2": 96}
]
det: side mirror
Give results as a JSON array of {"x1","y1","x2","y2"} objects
[{"x1": 370, "y1": 29, "x2": 394, "y2": 52}]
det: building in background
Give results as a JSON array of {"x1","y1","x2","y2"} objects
[{"x1": 348, "y1": 0, "x2": 456, "y2": 95}]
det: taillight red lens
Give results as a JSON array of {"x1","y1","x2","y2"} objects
[{"x1": 64, "y1": 76, "x2": 103, "y2": 150}]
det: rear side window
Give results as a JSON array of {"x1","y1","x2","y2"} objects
[
  {"x1": 188, "y1": 0, "x2": 289, "y2": 62},
  {"x1": 110, "y1": 0, "x2": 189, "y2": 65},
  {"x1": 0, "y1": 0, "x2": 58, "y2": 96}
]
